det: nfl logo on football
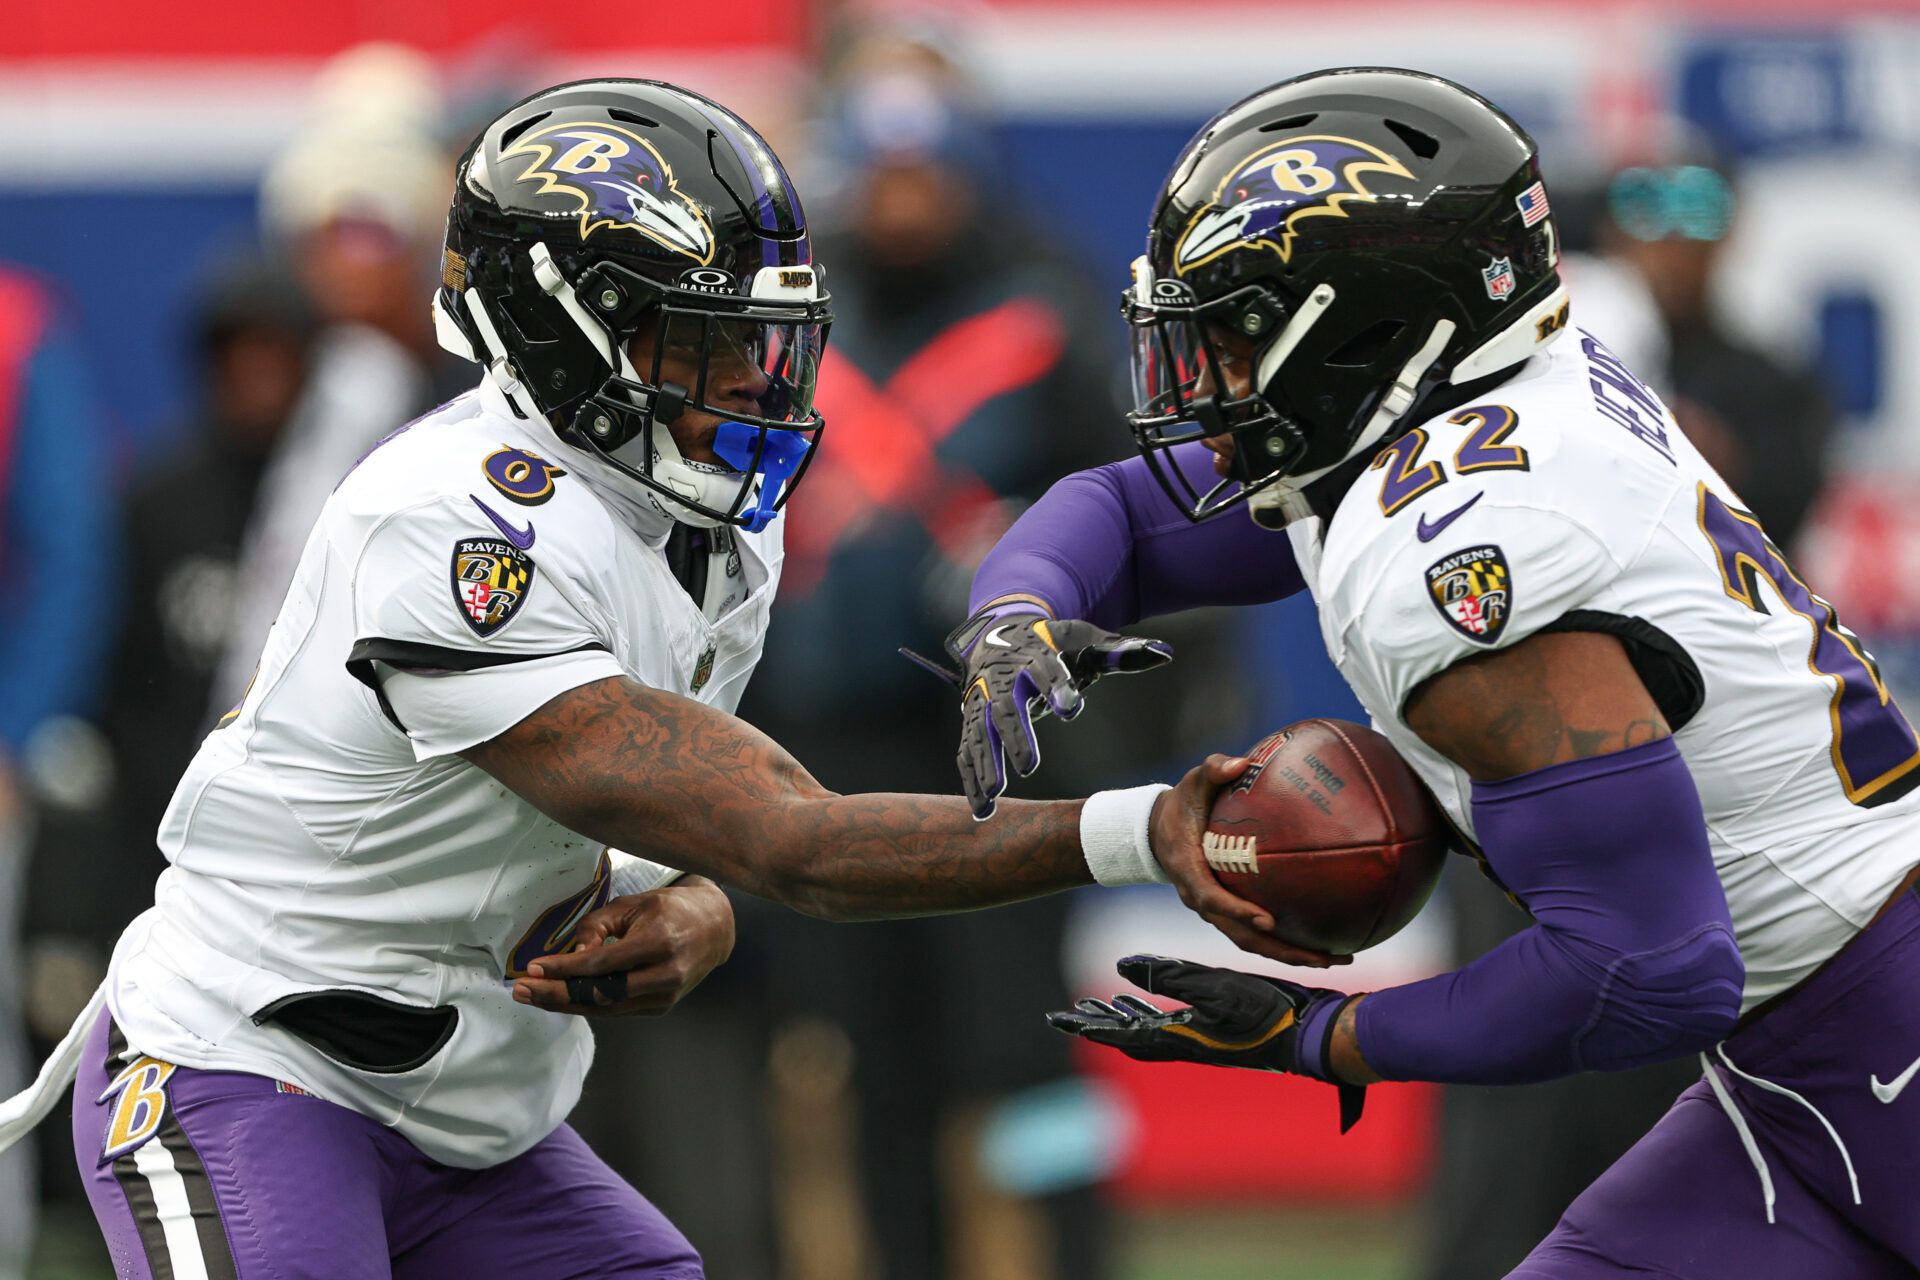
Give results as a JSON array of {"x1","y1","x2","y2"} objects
[{"x1": 1482, "y1": 256, "x2": 1517, "y2": 301}]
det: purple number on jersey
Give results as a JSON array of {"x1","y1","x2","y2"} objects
[
  {"x1": 1372, "y1": 427, "x2": 1447, "y2": 516},
  {"x1": 1697, "y1": 483, "x2": 1920, "y2": 807},
  {"x1": 1373, "y1": 406, "x2": 1531, "y2": 516},
  {"x1": 1452, "y1": 404, "x2": 1531, "y2": 474}
]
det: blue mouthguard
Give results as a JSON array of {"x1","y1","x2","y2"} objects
[{"x1": 712, "y1": 421, "x2": 812, "y2": 533}]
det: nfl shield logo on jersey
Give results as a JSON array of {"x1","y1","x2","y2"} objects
[
  {"x1": 1426, "y1": 545, "x2": 1512, "y2": 644},
  {"x1": 450, "y1": 538, "x2": 537, "y2": 637},
  {"x1": 1482, "y1": 257, "x2": 1517, "y2": 301}
]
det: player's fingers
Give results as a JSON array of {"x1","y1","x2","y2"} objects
[
  {"x1": 1044, "y1": 1009, "x2": 1101, "y2": 1036},
  {"x1": 957, "y1": 700, "x2": 1005, "y2": 819},
  {"x1": 528, "y1": 927, "x2": 667, "y2": 980},
  {"x1": 1202, "y1": 912, "x2": 1352, "y2": 967},
  {"x1": 1115, "y1": 954, "x2": 1209, "y2": 998},
  {"x1": 565, "y1": 898, "x2": 656, "y2": 954},
  {"x1": 1199, "y1": 753, "x2": 1253, "y2": 787},
  {"x1": 1033, "y1": 650, "x2": 1084, "y2": 720},
  {"x1": 1093, "y1": 635, "x2": 1175, "y2": 676},
  {"x1": 1111, "y1": 993, "x2": 1166, "y2": 1019},
  {"x1": 961, "y1": 718, "x2": 1007, "y2": 820},
  {"x1": 513, "y1": 974, "x2": 616, "y2": 1011},
  {"x1": 992, "y1": 675, "x2": 1044, "y2": 777},
  {"x1": 1188, "y1": 873, "x2": 1277, "y2": 933},
  {"x1": 1072, "y1": 997, "x2": 1133, "y2": 1022}
]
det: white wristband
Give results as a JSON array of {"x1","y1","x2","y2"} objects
[{"x1": 1080, "y1": 784, "x2": 1174, "y2": 887}]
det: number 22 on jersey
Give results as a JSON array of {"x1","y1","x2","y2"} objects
[
  {"x1": 1697, "y1": 483, "x2": 1920, "y2": 807},
  {"x1": 1373, "y1": 404, "x2": 1530, "y2": 516}
]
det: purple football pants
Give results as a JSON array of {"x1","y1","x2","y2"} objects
[
  {"x1": 71, "y1": 1011, "x2": 702, "y2": 1279},
  {"x1": 1512, "y1": 888, "x2": 1920, "y2": 1278}
]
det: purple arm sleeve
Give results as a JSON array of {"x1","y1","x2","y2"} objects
[
  {"x1": 1356, "y1": 737, "x2": 1744, "y2": 1085},
  {"x1": 969, "y1": 443, "x2": 1304, "y2": 629}
]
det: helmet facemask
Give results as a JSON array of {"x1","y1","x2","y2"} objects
[
  {"x1": 1124, "y1": 253, "x2": 1435, "y2": 526},
  {"x1": 529, "y1": 247, "x2": 827, "y2": 531}
]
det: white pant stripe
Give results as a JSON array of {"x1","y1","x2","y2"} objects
[{"x1": 130, "y1": 1133, "x2": 211, "y2": 1280}]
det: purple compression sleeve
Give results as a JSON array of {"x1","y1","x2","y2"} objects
[
  {"x1": 1356, "y1": 737, "x2": 1743, "y2": 1085},
  {"x1": 969, "y1": 443, "x2": 1304, "y2": 629}
]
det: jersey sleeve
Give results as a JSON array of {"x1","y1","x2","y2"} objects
[
  {"x1": 344, "y1": 497, "x2": 627, "y2": 760},
  {"x1": 1332, "y1": 502, "x2": 1624, "y2": 719}
]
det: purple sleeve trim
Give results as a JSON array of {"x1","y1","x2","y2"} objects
[
  {"x1": 1293, "y1": 992, "x2": 1349, "y2": 1081},
  {"x1": 1356, "y1": 737, "x2": 1744, "y2": 1085},
  {"x1": 969, "y1": 444, "x2": 1304, "y2": 629}
]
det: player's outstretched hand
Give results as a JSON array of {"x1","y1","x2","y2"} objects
[
  {"x1": 512, "y1": 876, "x2": 735, "y2": 1017},
  {"x1": 1047, "y1": 954, "x2": 1366, "y2": 1131},
  {"x1": 938, "y1": 609, "x2": 1172, "y2": 820},
  {"x1": 1150, "y1": 754, "x2": 1351, "y2": 968}
]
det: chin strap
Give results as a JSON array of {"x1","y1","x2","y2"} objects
[{"x1": 1246, "y1": 316, "x2": 1459, "y2": 528}]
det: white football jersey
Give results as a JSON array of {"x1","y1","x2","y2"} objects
[
  {"x1": 1289, "y1": 328, "x2": 1920, "y2": 1010},
  {"x1": 106, "y1": 379, "x2": 782, "y2": 1167}
]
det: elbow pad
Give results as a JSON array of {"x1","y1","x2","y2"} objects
[{"x1": 1358, "y1": 737, "x2": 1745, "y2": 1084}]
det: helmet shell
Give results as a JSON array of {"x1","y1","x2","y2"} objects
[{"x1": 1140, "y1": 67, "x2": 1562, "y2": 498}]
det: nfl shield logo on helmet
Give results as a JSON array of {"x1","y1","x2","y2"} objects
[
  {"x1": 1482, "y1": 257, "x2": 1517, "y2": 301},
  {"x1": 1426, "y1": 545, "x2": 1513, "y2": 644},
  {"x1": 450, "y1": 538, "x2": 537, "y2": 637}
]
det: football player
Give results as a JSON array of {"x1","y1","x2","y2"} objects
[
  {"x1": 0, "y1": 81, "x2": 1267, "y2": 1280},
  {"x1": 948, "y1": 68, "x2": 1920, "y2": 1276}
]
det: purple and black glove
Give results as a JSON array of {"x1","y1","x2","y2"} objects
[
  {"x1": 912, "y1": 607, "x2": 1172, "y2": 819},
  {"x1": 1049, "y1": 954, "x2": 1367, "y2": 1132}
]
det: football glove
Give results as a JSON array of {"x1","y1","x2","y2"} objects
[
  {"x1": 1048, "y1": 954, "x2": 1367, "y2": 1132},
  {"x1": 904, "y1": 607, "x2": 1172, "y2": 820}
]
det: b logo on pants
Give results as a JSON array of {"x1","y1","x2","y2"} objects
[{"x1": 99, "y1": 1056, "x2": 177, "y2": 1163}]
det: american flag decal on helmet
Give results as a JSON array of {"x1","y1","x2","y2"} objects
[{"x1": 1516, "y1": 181, "x2": 1550, "y2": 228}]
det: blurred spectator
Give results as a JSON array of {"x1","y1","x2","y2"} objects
[
  {"x1": 212, "y1": 44, "x2": 450, "y2": 710},
  {"x1": 1601, "y1": 158, "x2": 1832, "y2": 546},
  {"x1": 0, "y1": 263, "x2": 117, "y2": 1277},
  {"x1": 98, "y1": 256, "x2": 315, "y2": 919},
  {"x1": 730, "y1": 44, "x2": 1177, "y2": 1280}
]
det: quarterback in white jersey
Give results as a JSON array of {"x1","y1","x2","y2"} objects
[
  {"x1": 8, "y1": 81, "x2": 1249, "y2": 1280},
  {"x1": 964, "y1": 70, "x2": 1920, "y2": 1278}
]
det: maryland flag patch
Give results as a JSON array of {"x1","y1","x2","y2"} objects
[
  {"x1": 1426, "y1": 544, "x2": 1512, "y2": 644},
  {"x1": 451, "y1": 537, "x2": 536, "y2": 637}
]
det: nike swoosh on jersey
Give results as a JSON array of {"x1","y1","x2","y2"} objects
[
  {"x1": 471, "y1": 495, "x2": 535, "y2": 550},
  {"x1": 1871, "y1": 1054, "x2": 1920, "y2": 1103},
  {"x1": 1417, "y1": 492, "x2": 1484, "y2": 543}
]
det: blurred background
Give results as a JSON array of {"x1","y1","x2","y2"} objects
[{"x1": 4, "y1": 0, "x2": 1919, "y2": 1276}]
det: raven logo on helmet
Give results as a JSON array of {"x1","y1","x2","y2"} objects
[
  {"x1": 501, "y1": 121, "x2": 716, "y2": 264},
  {"x1": 1174, "y1": 135, "x2": 1414, "y2": 275}
]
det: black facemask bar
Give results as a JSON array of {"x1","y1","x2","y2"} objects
[
  {"x1": 553, "y1": 254, "x2": 833, "y2": 528},
  {"x1": 1121, "y1": 257, "x2": 1311, "y2": 522}
]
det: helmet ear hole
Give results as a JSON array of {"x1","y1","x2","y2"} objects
[{"x1": 1326, "y1": 319, "x2": 1407, "y2": 368}]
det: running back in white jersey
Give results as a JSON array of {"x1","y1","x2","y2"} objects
[
  {"x1": 108, "y1": 382, "x2": 783, "y2": 1167},
  {"x1": 1289, "y1": 328, "x2": 1920, "y2": 1009}
]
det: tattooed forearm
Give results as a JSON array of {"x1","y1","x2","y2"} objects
[
  {"x1": 1405, "y1": 631, "x2": 1670, "y2": 781},
  {"x1": 462, "y1": 677, "x2": 1089, "y2": 920}
]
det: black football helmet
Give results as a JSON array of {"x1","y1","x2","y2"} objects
[
  {"x1": 434, "y1": 79, "x2": 832, "y2": 530},
  {"x1": 1124, "y1": 67, "x2": 1569, "y2": 527}
]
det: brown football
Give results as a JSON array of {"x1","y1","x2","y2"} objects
[{"x1": 1204, "y1": 719, "x2": 1450, "y2": 955}]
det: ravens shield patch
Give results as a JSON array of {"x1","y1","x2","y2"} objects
[
  {"x1": 1426, "y1": 544, "x2": 1512, "y2": 644},
  {"x1": 451, "y1": 538, "x2": 536, "y2": 637}
]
